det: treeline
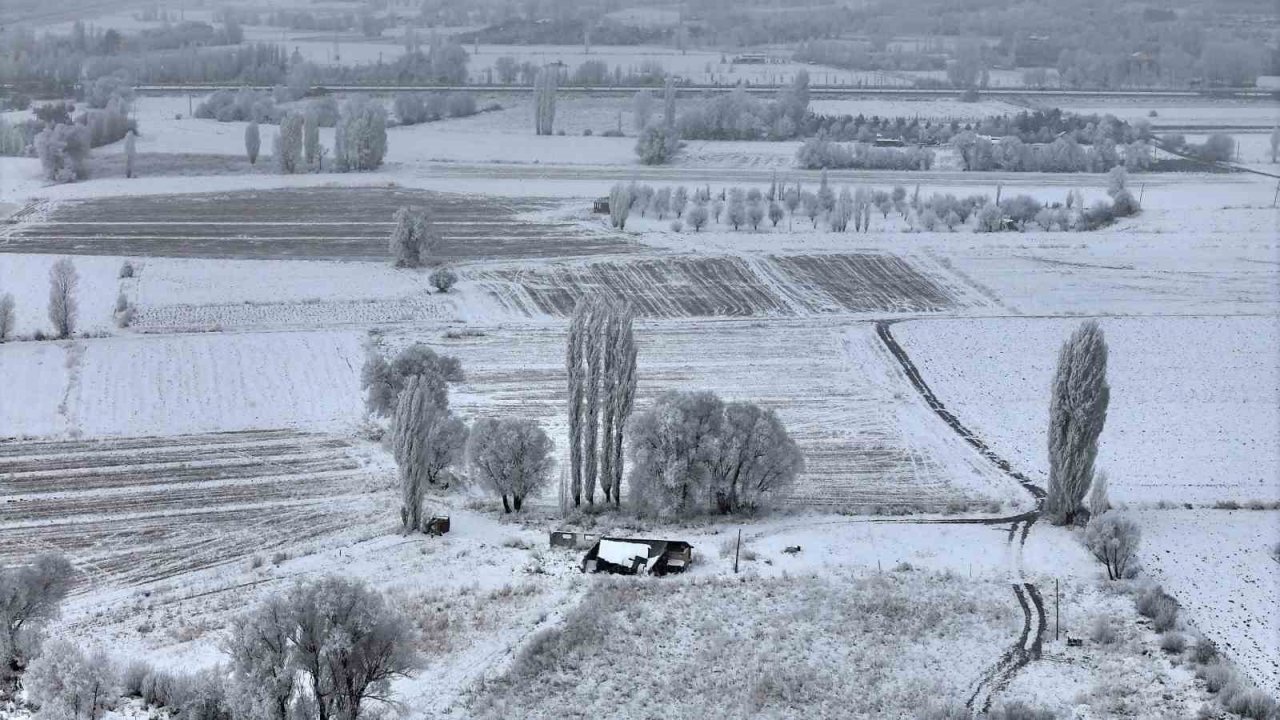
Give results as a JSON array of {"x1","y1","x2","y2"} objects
[
  {"x1": 953, "y1": 132, "x2": 1152, "y2": 173},
  {"x1": 456, "y1": 18, "x2": 673, "y2": 46},
  {"x1": 675, "y1": 74, "x2": 810, "y2": 141},
  {"x1": 606, "y1": 169, "x2": 1140, "y2": 235},
  {"x1": 796, "y1": 139, "x2": 935, "y2": 170}
]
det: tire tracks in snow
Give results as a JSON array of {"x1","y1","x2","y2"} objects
[{"x1": 874, "y1": 319, "x2": 1046, "y2": 716}]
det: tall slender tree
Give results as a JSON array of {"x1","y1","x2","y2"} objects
[
  {"x1": 565, "y1": 301, "x2": 588, "y2": 506},
  {"x1": 1046, "y1": 320, "x2": 1110, "y2": 525},
  {"x1": 663, "y1": 75, "x2": 677, "y2": 129},
  {"x1": 607, "y1": 305, "x2": 637, "y2": 505}
]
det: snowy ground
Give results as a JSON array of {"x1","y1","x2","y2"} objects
[{"x1": 0, "y1": 76, "x2": 1275, "y2": 718}]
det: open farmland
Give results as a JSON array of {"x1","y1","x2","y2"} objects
[
  {"x1": 1, "y1": 188, "x2": 629, "y2": 261},
  {"x1": 472, "y1": 252, "x2": 975, "y2": 318},
  {"x1": 0, "y1": 430, "x2": 384, "y2": 588}
]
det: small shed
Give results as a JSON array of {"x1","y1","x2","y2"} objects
[
  {"x1": 549, "y1": 530, "x2": 600, "y2": 550},
  {"x1": 873, "y1": 136, "x2": 907, "y2": 148},
  {"x1": 592, "y1": 197, "x2": 610, "y2": 214},
  {"x1": 424, "y1": 516, "x2": 450, "y2": 536},
  {"x1": 581, "y1": 537, "x2": 693, "y2": 576}
]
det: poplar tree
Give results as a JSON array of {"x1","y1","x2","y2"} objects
[{"x1": 1046, "y1": 321, "x2": 1110, "y2": 525}]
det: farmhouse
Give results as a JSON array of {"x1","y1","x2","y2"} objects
[{"x1": 581, "y1": 537, "x2": 693, "y2": 576}]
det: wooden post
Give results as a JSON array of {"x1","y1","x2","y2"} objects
[
  {"x1": 1139, "y1": 183, "x2": 1145, "y2": 205},
  {"x1": 733, "y1": 529, "x2": 741, "y2": 574},
  {"x1": 1055, "y1": 578, "x2": 1060, "y2": 641},
  {"x1": 1272, "y1": 180, "x2": 1279, "y2": 208}
]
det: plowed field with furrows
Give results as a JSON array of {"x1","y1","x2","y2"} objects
[
  {"x1": 0, "y1": 430, "x2": 382, "y2": 587},
  {"x1": 1, "y1": 188, "x2": 631, "y2": 261},
  {"x1": 472, "y1": 253, "x2": 971, "y2": 318}
]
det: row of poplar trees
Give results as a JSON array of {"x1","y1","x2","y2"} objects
[{"x1": 565, "y1": 297, "x2": 637, "y2": 507}]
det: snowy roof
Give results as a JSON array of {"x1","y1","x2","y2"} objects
[{"x1": 597, "y1": 540, "x2": 657, "y2": 568}]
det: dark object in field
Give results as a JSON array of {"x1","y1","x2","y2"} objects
[
  {"x1": 549, "y1": 529, "x2": 600, "y2": 550},
  {"x1": 783, "y1": 545, "x2": 802, "y2": 555},
  {"x1": 581, "y1": 537, "x2": 693, "y2": 576},
  {"x1": 1067, "y1": 636, "x2": 1084, "y2": 648},
  {"x1": 593, "y1": 197, "x2": 610, "y2": 214},
  {"x1": 424, "y1": 516, "x2": 450, "y2": 536}
]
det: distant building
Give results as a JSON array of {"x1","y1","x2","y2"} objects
[
  {"x1": 731, "y1": 53, "x2": 769, "y2": 65},
  {"x1": 581, "y1": 537, "x2": 693, "y2": 576}
]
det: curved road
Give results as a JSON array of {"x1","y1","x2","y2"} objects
[{"x1": 875, "y1": 319, "x2": 1047, "y2": 716}]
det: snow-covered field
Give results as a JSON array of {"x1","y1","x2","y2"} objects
[{"x1": 893, "y1": 316, "x2": 1280, "y2": 506}]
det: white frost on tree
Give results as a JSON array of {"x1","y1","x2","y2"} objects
[
  {"x1": 124, "y1": 130, "x2": 136, "y2": 178},
  {"x1": 387, "y1": 206, "x2": 439, "y2": 268},
  {"x1": 22, "y1": 639, "x2": 117, "y2": 720},
  {"x1": 534, "y1": 65, "x2": 558, "y2": 135},
  {"x1": 466, "y1": 418, "x2": 554, "y2": 513},
  {"x1": 274, "y1": 111, "x2": 304, "y2": 174},
  {"x1": 391, "y1": 374, "x2": 467, "y2": 532},
  {"x1": 1046, "y1": 320, "x2": 1110, "y2": 525},
  {"x1": 245, "y1": 120, "x2": 260, "y2": 165},
  {"x1": 0, "y1": 293, "x2": 14, "y2": 342},
  {"x1": 334, "y1": 97, "x2": 387, "y2": 172},
  {"x1": 47, "y1": 257, "x2": 78, "y2": 338}
]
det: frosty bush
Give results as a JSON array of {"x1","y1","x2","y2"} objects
[
  {"x1": 1160, "y1": 631, "x2": 1186, "y2": 654},
  {"x1": 987, "y1": 701, "x2": 1058, "y2": 720},
  {"x1": 429, "y1": 266, "x2": 458, "y2": 293},
  {"x1": 635, "y1": 123, "x2": 681, "y2": 165},
  {"x1": 1135, "y1": 584, "x2": 1179, "y2": 632},
  {"x1": 627, "y1": 391, "x2": 803, "y2": 517},
  {"x1": 35, "y1": 123, "x2": 90, "y2": 182},
  {"x1": 0, "y1": 553, "x2": 73, "y2": 680},
  {"x1": 47, "y1": 257, "x2": 79, "y2": 338},
  {"x1": 23, "y1": 639, "x2": 117, "y2": 720},
  {"x1": 1083, "y1": 511, "x2": 1139, "y2": 580},
  {"x1": 467, "y1": 418, "x2": 554, "y2": 512}
]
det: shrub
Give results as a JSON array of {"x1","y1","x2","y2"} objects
[
  {"x1": 119, "y1": 260, "x2": 135, "y2": 278},
  {"x1": 671, "y1": 219, "x2": 683, "y2": 233},
  {"x1": 1196, "y1": 660, "x2": 1235, "y2": 693},
  {"x1": 1084, "y1": 511, "x2": 1140, "y2": 581},
  {"x1": 1153, "y1": 598, "x2": 1179, "y2": 632},
  {"x1": 1088, "y1": 614, "x2": 1118, "y2": 644},
  {"x1": 1192, "y1": 636, "x2": 1219, "y2": 665},
  {"x1": 1221, "y1": 682, "x2": 1279, "y2": 719},
  {"x1": 24, "y1": 639, "x2": 118, "y2": 719},
  {"x1": 121, "y1": 660, "x2": 150, "y2": 697},
  {"x1": 429, "y1": 266, "x2": 458, "y2": 293},
  {"x1": 988, "y1": 700, "x2": 1058, "y2": 720},
  {"x1": 1160, "y1": 631, "x2": 1186, "y2": 654}
]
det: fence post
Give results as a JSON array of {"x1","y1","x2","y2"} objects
[
  {"x1": 1055, "y1": 578, "x2": 1060, "y2": 641},
  {"x1": 733, "y1": 529, "x2": 741, "y2": 574}
]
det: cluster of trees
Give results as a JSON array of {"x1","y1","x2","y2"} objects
[
  {"x1": 0, "y1": 553, "x2": 73, "y2": 683},
  {"x1": 954, "y1": 132, "x2": 1152, "y2": 173},
  {"x1": 796, "y1": 138, "x2": 936, "y2": 170},
  {"x1": 792, "y1": 39, "x2": 947, "y2": 75},
  {"x1": 262, "y1": 100, "x2": 363, "y2": 175},
  {"x1": 392, "y1": 92, "x2": 477, "y2": 125},
  {"x1": 675, "y1": 73, "x2": 809, "y2": 141},
  {"x1": 633, "y1": 78, "x2": 681, "y2": 165},
  {"x1": 20, "y1": 573, "x2": 416, "y2": 720},
  {"x1": 23, "y1": 86, "x2": 135, "y2": 181},
  {"x1": 627, "y1": 391, "x2": 804, "y2": 517},
  {"x1": 565, "y1": 297, "x2": 637, "y2": 508},
  {"x1": 1161, "y1": 133, "x2": 1236, "y2": 163},
  {"x1": 0, "y1": 257, "x2": 82, "y2": 342}
]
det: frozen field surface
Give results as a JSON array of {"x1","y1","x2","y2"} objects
[
  {"x1": 2, "y1": 188, "x2": 626, "y2": 261},
  {"x1": 1136, "y1": 509, "x2": 1280, "y2": 694},
  {"x1": 893, "y1": 315, "x2": 1280, "y2": 505}
]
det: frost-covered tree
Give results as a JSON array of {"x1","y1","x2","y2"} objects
[
  {"x1": 283, "y1": 577, "x2": 416, "y2": 720},
  {"x1": 47, "y1": 258, "x2": 78, "y2": 338},
  {"x1": 303, "y1": 109, "x2": 321, "y2": 170},
  {"x1": 686, "y1": 204, "x2": 708, "y2": 232},
  {"x1": 0, "y1": 294, "x2": 14, "y2": 342},
  {"x1": 274, "y1": 111, "x2": 304, "y2": 174},
  {"x1": 817, "y1": 169, "x2": 835, "y2": 212},
  {"x1": 1084, "y1": 510, "x2": 1139, "y2": 580},
  {"x1": 1106, "y1": 166, "x2": 1128, "y2": 197},
  {"x1": 708, "y1": 402, "x2": 803, "y2": 513},
  {"x1": 391, "y1": 374, "x2": 467, "y2": 532},
  {"x1": 1271, "y1": 126, "x2": 1279, "y2": 163},
  {"x1": 0, "y1": 553, "x2": 73, "y2": 679},
  {"x1": 467, "y1": 418, "x2": 554, "y2": 512},
  {"x1": 608, "y1": 183, "x2": 631, "y2": 230},
  {"x1": 801, "y1": 191, "x2": 821, "y2": 228},
  {"x1": 245, "y1": 120, "x2": 260, "y2": 165},
  {"x1": 663, "y1": 74, "x2": 677, "y2": 128},
  {"x1": 360, "y1": 343, "x2": 462, "y2": 418},
  {"x1": 387, "y1": 206, "x2": 439, "y2": 268},
  {"x1": 35, "y1": 124, "x2": 90, "y2": 183},
  {"x1": 566, "y1": 297, "x2": 637, "y2": 507},
  {"x1": 632, "y1": 90, "x2": 654, "y2": 131},
  {"x1": 726, "y1": 192, "x2": 746, "y2": 230},
  {"x1": 672, "y1": 186, "x2": 688, "y2": 218},
  {"x1": 123, "y1": 130, "x2": 136, "y2": 178},
  {"x1": 22, "y1": 639, "x2": 116, "y2": 720},
  {"x1": 224, "y1": 595, "x2": 295, "y2": 720},
  {"x1": 534, "y1": 65, "x2": 558, "y2": 135},
  {"x1": 832, "y1": 187, "x2": 854, "y2": 231},
  {"x1": 1089, "y1": 470, "x2": 1110, "y2": 515},
  {"x1": 334, "y1": 97, "x2": 387, "y2": 172},
  {"x1": 747, "y1": 200, "x2": 765, "y2": 230},
  {"x1": 635, "y1": 123, "x2": 681, "y2": 165},
  {"x1": 628, "y1": 390, "x2": 723, "y2": 517},
  {"x1": 767, "y1": 200, "x2": 783, "y2": 227},
  {"x1": 652, "y1": 187, "x2": 671, "y2": 219},
  {"x1": 1046, "y1": 321, "x2": 1110, "y2": 525}
]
